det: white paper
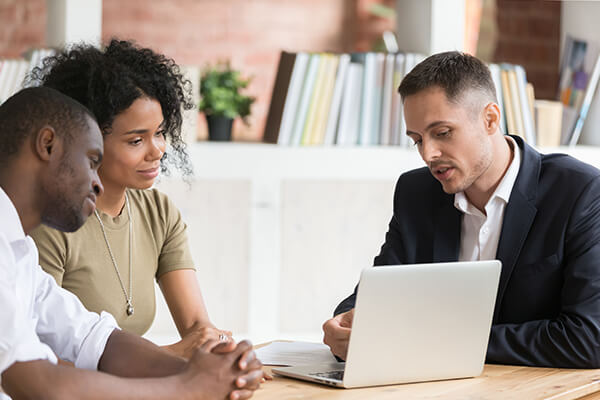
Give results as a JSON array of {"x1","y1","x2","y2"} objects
[{"x1": 256, "y1": 341, "x2": 337, "y2": 366}]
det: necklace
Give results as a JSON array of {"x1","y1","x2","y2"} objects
[{"x1": 94, "y1": 192, "x2": 134, "y2": 316}]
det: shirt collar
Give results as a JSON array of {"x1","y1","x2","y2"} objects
[
  {"x1": 454, "y1": 135, "x2": 521, "y2": 214},
  {"x1": 0, "y1": 186, "x2": 26, "y2": 242}
]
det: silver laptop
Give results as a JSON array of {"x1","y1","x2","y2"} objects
[{"x1": 273, "y1": 260, "x2": 501, "y2": 388}]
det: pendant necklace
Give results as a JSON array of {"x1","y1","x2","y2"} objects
[{"x1": 94, "y1": 191, "x2": 134, "y2": 316}]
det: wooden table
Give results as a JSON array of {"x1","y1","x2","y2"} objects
[{"x1": 253, "y1": 365, "x2": 600, "y2": 400}]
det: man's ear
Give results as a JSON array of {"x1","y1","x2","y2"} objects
[
  {"x1": 482, "y1": 102, "x2": 501, "y2": 135},
  {"x1": 34, "y1": 126, "x2": 58, "y2": 162}
]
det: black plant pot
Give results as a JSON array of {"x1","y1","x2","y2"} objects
[{"x1": 206, "y1": 115, "x2": 234, "y2": 141}]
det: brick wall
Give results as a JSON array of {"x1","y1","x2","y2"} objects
[
  {"x1": 0, "y1": 0, "x2": 45, "y2": 57},
  {"x1": 493, "y1": 0, "x2": 561, "y2": 100}
]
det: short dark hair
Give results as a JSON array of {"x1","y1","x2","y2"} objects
[
  {"x1": 0, "y1": 86, "x2": 95, "y2": 165},
  {"x1": 398, "y1": 51, "x2": 497, "y2": 104},
  {"x1": 27, "y1": 38, "x2": 194, "y2": 177}
]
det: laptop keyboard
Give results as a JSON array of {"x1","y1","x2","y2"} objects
[{"x1": 309, "y1": 370, "x2": 345, "y2": 381}]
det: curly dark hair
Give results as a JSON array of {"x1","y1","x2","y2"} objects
[{"x1": 27, "y1": 39, "x2": 194, "y2": 176}]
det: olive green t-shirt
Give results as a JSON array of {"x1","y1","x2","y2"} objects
[{"x1": 30, "y1": 188, "x2": 195, "y2": 335}]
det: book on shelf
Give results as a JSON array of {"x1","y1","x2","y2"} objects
[
  {"x1": 491, "y1": 62, "x2": 537, "y2": 146},
  {"x1": 379, "y1": 53, "x2": 395, "y2": 146},
  {"x1": 264, "y1": 50, "x2": 538, "y2": 147},
  {"x1": 289, "y1": 53, "x2": 320, "y2": 146},
  {"x1": 336, "y1": 62, "x2": 363, "y2": 145},
  {"x1": 566, "y1": 53, "x2": 600, "y2": 146},
  {"x1": 535, "y1": 100, "x2": 563, "y2": 147},
  {"x1": 323, "y1": 54, "x2": 350, "y2": 145},
  {"x1": 557, "y1": 35, "x2": 600, "y2": 146},
  {"x1": 263, "y1": 51, "x2": 298, "y2": 144}
]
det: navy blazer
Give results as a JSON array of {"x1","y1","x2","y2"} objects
[{"x1": 335, "y1": 136, "x2": 600, "y2": 368}]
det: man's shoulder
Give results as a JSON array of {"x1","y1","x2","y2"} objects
[
  {"x1": 397, "y1": 166, "x2": 442, "y2": 193},
  {"x1": 393, "y1": 166, "x2": 450, "y2": 209},
  {"x1": 399, "y1": 166, "x2": 436, "y2": 183},
  {"x1": 539, "y1": 152, "x2": 600, "y2": 186}
]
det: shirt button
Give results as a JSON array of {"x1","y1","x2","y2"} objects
[{"x1": 482, "y1": 227, "x2": 489, "y2": 235}]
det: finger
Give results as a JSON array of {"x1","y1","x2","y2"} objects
[
  {"x1": 322, "y1": 318, "x2": 340, "y2": 332},
  {"x1": 330, "y1": 326, "x2": 352, "y2": 340},
  {"x1": 263, "y1": 370, "x2": 273, "y2": 380},
  {"x1": 230, "y1": 389, "x2": 254, "y2": 400},
  {"x1": 341, "y1": 310, "x2": 355, "y2": 327},
  {"x1": 230, "y1": 340, "x2": 253, "y2": 361},
  {"x1": 211, "y1": 340, "x2": 237, "y2": 354},
  {"x1": 199, "y1": 339, "x2": 220, "y2": 352},
  {"x1": 240, "y1": 358, "x2": 262, "y2": 374},
  {"x1": 332, "y1": 343, "x2": 349, "y2": 360},
  {"x1": 237, "y1": 348, "x2": 257, "y2": 370},
  {"x1": 221, "y1": 329, "x2": 233, "y2": 337},
  {"x1": 237, "y1": 369, "x2": 264, "y2": 390}
]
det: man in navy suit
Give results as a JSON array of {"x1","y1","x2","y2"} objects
[{"x1": 323, "y1": 51, "x2": 600, "y2": 368}]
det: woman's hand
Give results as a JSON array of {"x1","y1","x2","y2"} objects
[{"x1": 163, "y1": 322, "x2": 232, "y2": 359}]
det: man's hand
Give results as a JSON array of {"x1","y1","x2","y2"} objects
[
  {"x1": 322, "y1": 309, "x2": 354, "y2": 360},
  {"x1": 179, "y1": 340, "x2": 263, "y2": 400},
  {"x1": 211, "y1": 340, "x2": 273, "y2": 383}
]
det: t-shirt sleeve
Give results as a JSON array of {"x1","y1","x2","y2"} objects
[
  {"x1": 0, "y1": 237, "x2": 57, "y2": 384},
  {"x1": 29, "y1": 224, "x2": 67, "y2": 286},
  {"x1": 155, "y1": 192, "x2": 195, "y2": 279}
]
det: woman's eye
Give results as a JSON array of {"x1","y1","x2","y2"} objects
[
  {"x1": 129, "y1": 138, "x2": 142, "y2": 145},
  {"x1": 155, "y1": 130, "x2": 166, "y2": 137},
  {"x1": 437, "y1": 130, "x2": 450, "y2": 137}
]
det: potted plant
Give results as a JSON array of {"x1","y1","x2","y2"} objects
[{"x1": 199, "y1": 62, "x2": 255, "y2": 141}]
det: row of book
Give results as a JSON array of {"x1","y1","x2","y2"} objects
[
  {"x1": 263, "y1": 50, "x2": 544, "y2": 147},
  {"x1": 0, "y1": 49, "x2": 55, "y2": 105},
  {"x1": 490, "y1": 63, "x2": 536, "y2": 145},
  {"x1": 264, "y1": 51, "x2": 425, "y2": 147}
]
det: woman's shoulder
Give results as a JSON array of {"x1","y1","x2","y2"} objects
[
  {"x1": 126, "y1": 188, "x2": 182, "y2": 222},
  {"x1": 127, "y1": 187, "x2": 173, "y2": 207},
  {"x1": 29, "y1": 214, "x2": 97, "y2": 252},
  {"x1": 29, "y1": 222, "x2": 66, "y2": 244}
]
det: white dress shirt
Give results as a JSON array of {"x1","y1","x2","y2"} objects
[
  {"x1": 455, "y1": 137, "x2": 521, "y2": 261},
  {"x1": 0, "y1": 187, "x2": 118, "y2": 398}
]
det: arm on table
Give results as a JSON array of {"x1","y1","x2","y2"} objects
[
  {"x1": 2, "y1": 337, "x2": 263, "y2": 400},
  {"x1": 158, "y1": 269, "x2": 232, "y2": 359}
]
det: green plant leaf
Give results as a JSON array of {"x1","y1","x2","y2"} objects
[{"x1": 199, "y1": 61, "x2": 255, "y2": 122}]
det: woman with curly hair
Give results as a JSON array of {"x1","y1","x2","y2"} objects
[{"x1": 29, "y1": 39, "x2": 231, "y2": 359}]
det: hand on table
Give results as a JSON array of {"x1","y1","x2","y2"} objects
[
  {"x1": 179, "y1": 339, "x2": 263, "y2": 400},
  {"x1": 163, "y1": 322, "x2": 232, "y2": 359},
  {"x1": 322, "y1": 308, "x2": 354, "y2": 360}
]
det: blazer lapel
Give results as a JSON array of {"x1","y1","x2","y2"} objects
[
  {"x1": 433, "y1": 200, "x2": 461, "y2": 262},
  {"x1": 493, "y1": 135, "x2": 540, "y2": 323}
]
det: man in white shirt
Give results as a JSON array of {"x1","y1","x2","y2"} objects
[
  {"x1": 323, "y1": 51, "x2": 600, "y2": 368},
  {"x1": 0, "y1": 87, "x2": 263, "y2": 399}
]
